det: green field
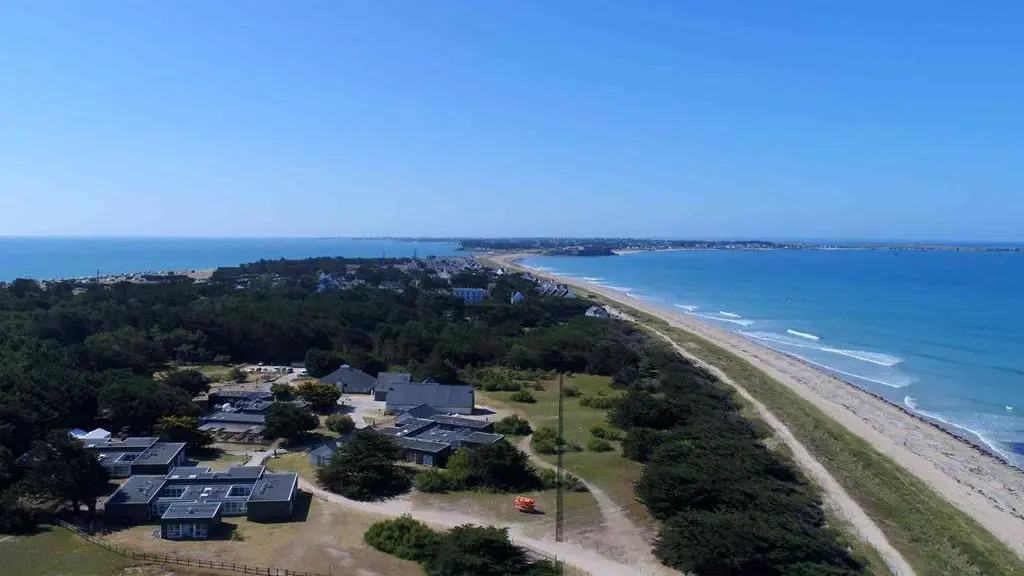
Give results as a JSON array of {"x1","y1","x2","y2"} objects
[
  {"x1": 3, "y1": 526, "x2": 223, "y2": 576},
  {"x1": 478, "y1": 374, "x2": 649, "y2": 524}
]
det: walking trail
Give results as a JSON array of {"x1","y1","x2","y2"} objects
[
  {"x1": 516, "y1": 437, "x2": 679, "y2": 576},
  {"x1": 648, "y1": 327, "x2": 916, "y2": 576},
  {"x1": 298, "y1": 478, "x2": 644, "y2": 576}
]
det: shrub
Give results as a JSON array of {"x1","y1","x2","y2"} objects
[
  {"x1": 317, "y1": 429, "x2": 412, "y2": 500},
  {"x1": 621, "y1": 428, "x2": 669, "y2": 463},
  {"x1": 579, "y1": 394, "x2": 620, "y2": 409},
  {"x1": 587, "y1": 437, "x2": 613, "y2": 452},
  {"x1": 510, "y1": 390, "x2": 536, "y2": 404},
  {"x1": 531, "y1": 426, "x2": 581, "y2": 454},
  {"x1": 325, "y1": 414, "x2": 355, "y2": 436},
  {"x1": 270, "y1": 382, "x2": 292, "y2": 400},
  {"x1": 562, "y1": 386, "x2": 580, "y2": 398},
  {"x1": 415, "y1": 469, "x2": 452, "y2": 493},
  {"x1": 364, "y1": 515, "x2": 440, "y2": 562},
  {"x1": 589, "y1": 426, "x2": 624, "y2": 441},
  {"x1": 494, "y1": 415, "x2": 533, "y2": 436},
  {"x1": 538, "y1": 469, "x2": 589, "y2": 493}
]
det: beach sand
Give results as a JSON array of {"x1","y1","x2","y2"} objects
[{"x1": 488, "y1": 252, "x2": 1024, "y2": 558}]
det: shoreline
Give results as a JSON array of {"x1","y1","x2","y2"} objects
[{"x1": 487, "y1": 252, "x2": 1024, "y2": 557}]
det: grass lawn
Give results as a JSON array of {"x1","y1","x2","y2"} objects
[
  {"x1": 103, "y1": 496, "x2": 421, "y2": 576},
  {"x1": 3, "y1": 526, "x2": 222, "y2": 576},
  {"x1": 477, "y1": 374, "x2": 649, "y2": 525},
  {"x1": 189, "y1": 448, "x2": 248, "y2": 469},
  {"x1": 413, "y1": 489, "x2": 603, "y2": 542},
  {"x1": 266, "y1": 450, "x2": 319, "y2": 480}
]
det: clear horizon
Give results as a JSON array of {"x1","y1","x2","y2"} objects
[{"x1": 2, "y1": 2, "x2": 1022, "y2": 240}]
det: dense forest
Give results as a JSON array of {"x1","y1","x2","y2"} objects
[{"x1": 0, "y1": 256, "x2": 863, "y2": 574}]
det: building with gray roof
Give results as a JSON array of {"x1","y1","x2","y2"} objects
[
  {"x1": 374, "y1": 372, "x2": 411, "y2": 401},
  {"x1": 105, "y1": 465, "x2": 300, "y2": 539},
  {"x1": 320, "y1": 365, "x2": 377, "y2": 394},
  {"x1": 82, "y1": 437, "x2": 186, "y2": 478},
  {"x1": 369, "y1": 405, "x2": 502, "y2": 467},
  {"x1": 384, "y1": 383, "x2": 475, "y2": 415}
]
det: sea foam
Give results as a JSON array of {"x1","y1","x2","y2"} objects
[
  {"x1": 687, "y1": 312, "x2": 755, "y2": 327},
  {"x1": 742, "y1": 331, "x2": 903, "y2": 367},
  {"x1": 719, "y1": 311, "x2": 742, "y2": 318},
  {"x1": 675, "y1": 304, "x2": 700, "y2": 312},
  {"x1": 787, "y1": 352, "x2": 915, "y2": 388},
  {"x1": 787, "y1": 329, "x2": 821, "y2": 341}
]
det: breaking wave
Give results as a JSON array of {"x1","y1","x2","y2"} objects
[
  {"x1": 687, "y1": 312, "x2": 755, "y2": 327},
  {"x1": 675, "y1": 304, "x2": 700, "y2": 312},
  {"x1": 582, "y1": 277, "x2": 604, "y2": 282},
  {"x1": 719, "y1": 311, "x2": 742, "y2": 318},
  {"x1": 742, "y1": 331, "x2": 903, "y2": 367},
  {"x1": 787, "y1": 329, "x2": 820, "y2": 341},
  {"x1": 903, "y1": 396, "x2": 1021, "y2": 466},
  {"x1": 789, "y1": 352, "x2": 915, "y2": 388}
]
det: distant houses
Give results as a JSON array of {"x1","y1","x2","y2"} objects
[
  {"x1": 452, "y1": 287, "x2": 486, "y2": 304},
  {"x1": 510, "y1": 291, "x2": 525, "y2": 304},
  {"x1": 585, "y1": 305, "x2": 611, "y2": 318},
  {"x1": 319, "y1": 364, "x2": 376, "y2": 394},
  {"x1": 105, "y1": 465, "x2": 300, "y2": 540}
]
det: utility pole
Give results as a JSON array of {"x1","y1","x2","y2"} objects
[{"x1": 555, "y1": 372, "x2": 565, "y2": 574}]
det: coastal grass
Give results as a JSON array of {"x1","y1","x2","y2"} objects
[
  {"x1": 487, "y1": 258, "x2": 1023, "y2": 575},
  {"x1": 660, "y1": 324, "x2": 1024, "y2": 576}
]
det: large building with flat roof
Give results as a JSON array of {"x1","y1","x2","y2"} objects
[
  {"x1": 105, "y1": 465, "x2": 299, "y2": 539},
  {"x1": 80, "y1": 437, "x2": 187, "y2": 478},
  {"x1": 374, "y1": 404, "x2": 502, "y2": 467}
]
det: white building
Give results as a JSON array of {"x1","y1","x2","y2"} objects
[{"x1": 452, "y1": 287, "x2": 486, "y2": 305}]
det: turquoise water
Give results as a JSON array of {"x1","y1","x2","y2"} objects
[
  {"x1": 524, "y1": 250, "x2": 1024, "y2": 468},
  {"x1": 0, "y1": 237, "x2": 462, "y2": 281}
]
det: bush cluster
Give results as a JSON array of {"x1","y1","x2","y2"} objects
[
  {"x1": 509, "y1": 390, "x2": 536, "y2": 404},
  {"x1": 365, "y1": 519, "x2": 559, "y2": 576},
  {"x1": 415, "y1": 442, "x2": 541, "y2": 494},
  {"x1": 614, "y1": 365, "x2": 864, "y2": 574},
  {"x1": 530, "y1": 426, "x2": 581, "y2": 455},
  {"x1": 589, "y1": 426, "x2": 623, "y2": 441},
  {"x1": 493, "y1": 415, "x2": 532, "y2": 436}
]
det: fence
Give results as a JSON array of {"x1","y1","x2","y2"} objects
[{"x1": 57, "y1": 520, "x2": 336, "y2": 576}]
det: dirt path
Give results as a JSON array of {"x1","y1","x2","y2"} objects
[
  {"x1": 647, "y1": 327, "x2": 915, "y2": 576},
  {"x1": 516, "y1": 437, "x2": 679, "y2": 575},
  {"x1": 298, "y1": 479, "x2": 646, "y2": 576}
]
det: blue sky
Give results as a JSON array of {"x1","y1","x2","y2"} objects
[{"x1": 1, "y1": 2, "x2": 1021, "y2": 240}]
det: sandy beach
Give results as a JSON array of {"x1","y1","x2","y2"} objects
[{"x1": 488, "y1": 252, "x2": 1024, "y2": 558}]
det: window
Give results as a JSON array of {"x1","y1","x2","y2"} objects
[
  {"x1": 405, "y1": 451, "x2": 417, "y2": 463},
  {"x1": 228, "y1": 485, "x2": 251, "y2": 497},
  {"x1": 159, "y1": 486, "x2": 185, "y2": 498},
  {"x1": 112, "y1": 464, "x2": 131, "y2": 477},
  {"x1": 422, "y1": 454, "x2": 434, "y2": 466},
  {"x1": 165, "y1": 524, "x2": 182, "y2": 539},
  {"x1": 221, "y1": 501, "x2": 247, "y2": 515},
  {"x1": 193, "y1": 524, "x2": 208, "y2": 539}
]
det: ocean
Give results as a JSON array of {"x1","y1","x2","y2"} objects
[
  {"x1": 0, "y1": 237, "x2": 462, "y2": 281},
  {"x1": 523, "y1": 250, "x2": 1024, "y2": 468}
]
